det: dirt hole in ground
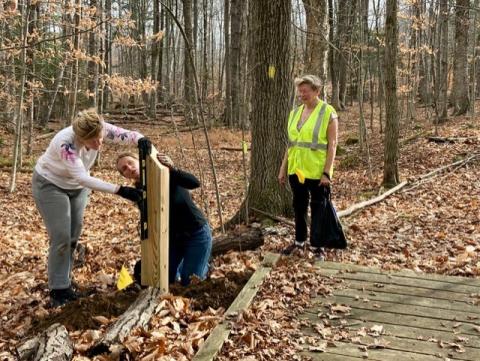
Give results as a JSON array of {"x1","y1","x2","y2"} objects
[{"x1": 28, "y1": 271, "x2": 253, "y2": 335}]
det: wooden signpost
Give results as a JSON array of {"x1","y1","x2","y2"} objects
[{"x1": 138, "y1": 141, "x2": 169, "y2": 293}]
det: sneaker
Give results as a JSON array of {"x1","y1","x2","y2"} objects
[
  {"x1": 282, "y1": 242, "x2": 305, "y2": 255},
  {"x1": 312, "y1": 247, "x2": 326, "y2": 261},
  {"x1": 49, "y1": 287, "x2": 79, "y2": 308}
]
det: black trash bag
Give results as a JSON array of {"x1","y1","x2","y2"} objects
[{"x1": 311, "y1": 186, "x2": 347, "y2": 249}]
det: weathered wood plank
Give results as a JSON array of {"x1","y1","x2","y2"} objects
[
  {"x1": 300, "y1": 307, "x2": 480, "y2": 336},
  {"x1": 142, "y1": 145, "x2": 169, "y2": 291},
  {"x1": 192, "y1": 253, "x2": 281, "y2": 361},
  {"x1": 300, "y1": 351, "x2": 364, "y2": 360},
  {"x1": 313, "y1": 295, "x2": 480, "y2": 323},
  {"x1": 336, "y1": 278, "x2": 475, "y2": 305},
  {"x1": 302, "y1": 341, "x2": 449, "y2": 361},
  {"x1": 326, "y1": 286, "x2": 480, "y2": 314},
  {"x1": 319, "y1": 261, "x2": 480, "y2": 288},
  {"x1": 316, "y1": 268, "x2": 480, "y2": 294},
  {"x1": 300, "y1": 317, "x2": 480, "y2": 349},
  {"x1": 301, "y1": 326, "x2": 479, "y2": 360}
]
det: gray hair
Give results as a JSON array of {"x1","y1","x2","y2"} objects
[{"x1": 294, "y1": 75, "x2": 322, "y2": 91}]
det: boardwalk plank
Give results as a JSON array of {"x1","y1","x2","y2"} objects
[
  {"x1": 315, "y1": 268, "x2": 480, "y2": 294},
  {"x1": 318, "y1": 288, "x2": 480, "y2": 314},
  {"x1": 301, "y1": 326, "x2": 480, "y2": 360},
  {"x1": 318, "y1": 262, "x2": 480, "y2": 287},
  {"x1": 335, "y1": 279, "x2": 475, "y2": 305}
]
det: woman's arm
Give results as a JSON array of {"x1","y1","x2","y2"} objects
[
  {"x1": 321, "y1": 116, "x2": 338, "y2": 183},
  {"x1": 170, "y1": 168, "x2": 201, "y2": 189},
  {"x1": 278, "y1": 148, "x2": 288, "y2": 185},
  {"x1": 103, "y1": 122, "x2": 143, "y2": 145},
  {"x1": 60, "y1": 143, "x2": 119, "y2": 193}
]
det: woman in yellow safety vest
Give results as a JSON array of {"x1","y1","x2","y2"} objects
[{"x1": 278, "y1": 75, "x2": 339, "y2": 257}]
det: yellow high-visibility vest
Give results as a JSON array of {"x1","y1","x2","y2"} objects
[{"x1": 287, "y1": 100, "x2": 336, "y2": 180}]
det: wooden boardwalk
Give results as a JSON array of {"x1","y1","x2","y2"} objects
[{"x1": 300, "y1": 261, "x2": 480, "y2": 361}]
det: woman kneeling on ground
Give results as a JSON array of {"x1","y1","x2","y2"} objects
[
  {"x1": 33, "y1": 108, "x2": 145, "y2": 307},
  {"x1": 116, "y1": 149, "x2": 212, "y2": 286}
]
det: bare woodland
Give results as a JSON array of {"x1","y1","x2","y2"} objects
[{"x1": 0, "y1": 0, "x2": 480, "y2": 360}]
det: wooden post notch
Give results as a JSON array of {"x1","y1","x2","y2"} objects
[{"x1": 138, "y1": 141, "x2": 169, "y2": 292}]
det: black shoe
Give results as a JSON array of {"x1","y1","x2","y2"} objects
[
  {"x1": 282, "y1": 242, "x2": 305, "y2": 255},
  {"x1": 312, "y1": 247, "x2": 326, "y2": 261},
  {"x1": 49, "y1": 287, "x2": 79, "y2": 308}
]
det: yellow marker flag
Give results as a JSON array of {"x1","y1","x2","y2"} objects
[
  {"x1": 117, "y1": 265, "x2": 134, "y2": 291},
  {"x1": 268, "y1": 65, "x2": 276, "y2": 79},
  {"x1": 242, "y1": 141, "x2": 248, "y2": 154},
  {"x1": 295, "y1": 169, "x2": 305, "y2": 184}
]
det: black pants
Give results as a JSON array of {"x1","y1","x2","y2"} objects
[{"x1": 289, "y1": 175, "x2": 327, "y2": 245}]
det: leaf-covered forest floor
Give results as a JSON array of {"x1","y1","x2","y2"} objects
[{"x1": 0, "y1": 105, "x2": 478, "y2": 359}]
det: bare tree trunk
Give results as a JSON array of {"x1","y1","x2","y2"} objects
[
  {"x1": 452, "y1": 0, "x2": 470, "y2": 115},
  {"x1": 87, "y1": 0, "x2": 98, "y2": 108},
  {"x1": 223, "y1": 0, "x2": 232, "y2": 126},
  {"x1": 149, "y1": 0, "x2": 160, "y2": 117},
  {"x1": 383, "y1": 0, "x2": 400, "y2": 187},
  {"x1": 437, "y1": 0, "x2": 449, "y2": 121},
  {"x1": 183, "y1": 0, "x2": 196, "y2": 122},
  {"x1": 242, "y1": 0, "x2": 292, "y2": 217},
  {"x1": 470, "y1": 0, "x2": 479, "y2": 116},
  {"x1": 417, "y1": 0, "x2": 432, "y2": 105},
  {"x1": 201, "y1": 0, "x2": 208, "y2": 101},
  {"x1": 230, "y1": 0, "x2": 246, "y2": 126},
  {"x1": 68, "y1": 0, "x2": 81, "y2": 124},
  {"x1": 328, "y1": 0, "x2": 340, "y2": 109},
  {"x1": 10, "y1": 0, "x2": 30, "y2": 192},
  {"x1": 303, "y1": 0, "x2": 329, "y2": 99},
  {"x1": 103, "y1": 0, "x2": 112, "y2": 109}
]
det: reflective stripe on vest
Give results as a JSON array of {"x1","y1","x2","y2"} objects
[{"x1": 288, "y1": 102, "x2": 328, "y2": 150}]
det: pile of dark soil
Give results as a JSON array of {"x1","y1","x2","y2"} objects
[
  {"x1": 28, "y1": 271, "x2": 252, "y2": 335},
  {"x1": 170, "y1": 271, "x2": 253, "y2": 311},
  {"x1": 28, "y1": 288, "x2": 140, "y2": 335}
]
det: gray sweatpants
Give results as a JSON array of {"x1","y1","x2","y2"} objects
[{"x1": 32, "y1": 171, "x2": 90, "y2": 290}]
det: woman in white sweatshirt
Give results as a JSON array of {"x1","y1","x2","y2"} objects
[{"x1": 32, "y1": 108, "x2": 145, "y2": 307}]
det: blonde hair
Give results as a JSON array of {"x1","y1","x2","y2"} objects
[
  {"x1": 72, "y1": 108, "x2": 104, "y2": 140},
  {"x1": 294, "y1": 75, "x2": 322, "y2": 91},
  {"x1": 116, "y1": 152, "x2": 138, "y2": 173}
]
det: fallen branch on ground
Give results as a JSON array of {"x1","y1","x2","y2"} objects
[
  {"x1": 337, "y1": 181, "x2": 408, "y2": 218},
  {"x1": 211, "y1": 227, "x2": 264, "y2": 256},
  {"x1": 402, "y1": 153, "x2": 480, "y2": 193},
  {"x1": 251, "y1": 208, "x2": 294, "y2": 226},
  {"x1": 219, "y1": 146, "x2": 251, "y2": 152},
  {"x1": 252, "y1": 152, "x2": 479, "y2": 224},
  {"x1": 35, "y1": 132, "x2": 55, "y2": 140},
  {"x1": 17, "y1": 323, "x2": 73, "y2": 361},
  {"x1": 88, "y1": 287, "x2": 162, "y2": 357},
  {"x1": 427, "y1": 136, "x2": 478, "y2": 144}
]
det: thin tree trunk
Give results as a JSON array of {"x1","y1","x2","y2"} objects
[
  {"x1": 437, "y1": 0, "x2": 449, "y2": 121},
  {"x1": 10, "y1": 1, "x2": 30, "y2": 192},
  {"x1": 383, "y1": 0, "x2": 400, "y2": 187},
  {"x1": 87, "y1": 0, "x2": 98, "y2": 108},
  {"x1": 149, "y1": 0, "x2": 160, "y2": 117},
  {"x1": 183, "y1": 0, "x2": 196, "y2": 122},
  {"x1": 452, "y1": 0, "x2": 470, "y2": 115},
  {"x1": 230, "y1": 0, "x2": 245, "y2": 126},
  {"x1": 303, "y1": 0, "x2": 329, "y2": 99},
  {"x1": 223, "y1": 0, "x2": 232, "y2": 126},
  {"x1": 328, "y1": 0, "x2": 341, "y2": 109}
]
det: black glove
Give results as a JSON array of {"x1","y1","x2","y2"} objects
[
  {"x1": 138, "y1": 137, "x2": 152, "y2": 150},
  {"x1": 116, "y1": 186, "x2": 142, "y2": 203}
]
